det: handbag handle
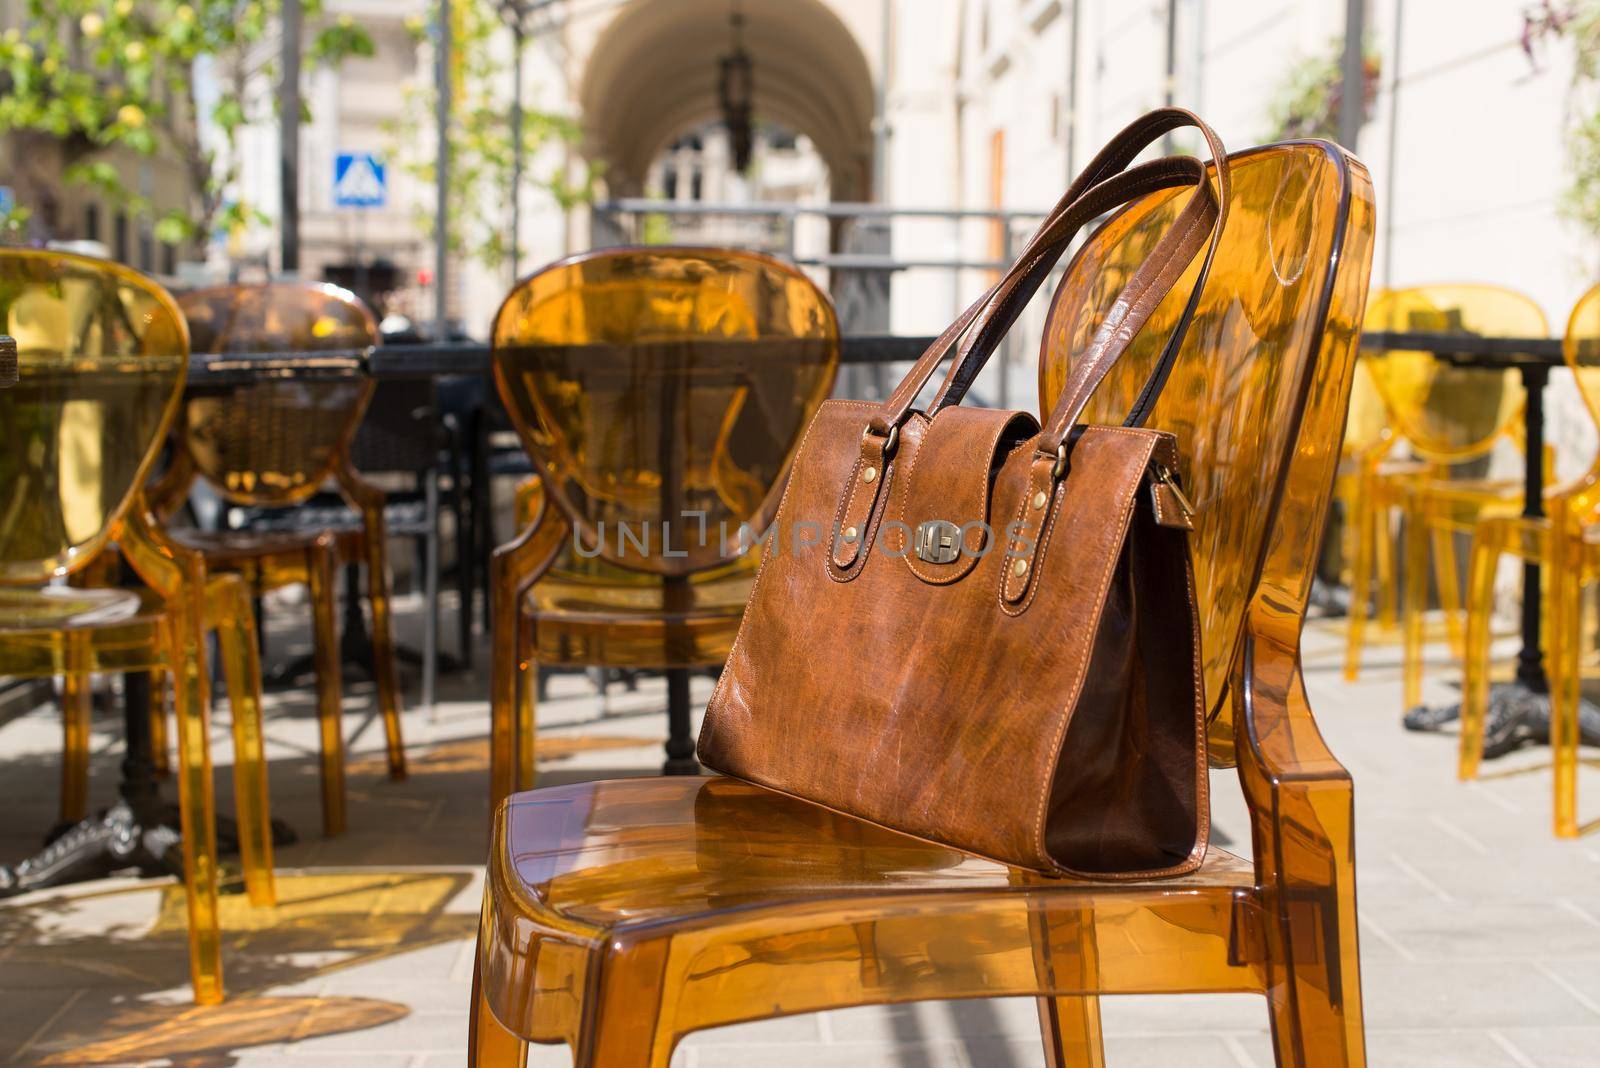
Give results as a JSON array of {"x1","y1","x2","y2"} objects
[{"x1": 865, "y1": 109, "x2": 1230, "y2": 455}]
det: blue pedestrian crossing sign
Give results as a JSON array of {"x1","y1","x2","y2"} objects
[{"x1": 333, "y1": 152, "x2": 386, "y2": 208}]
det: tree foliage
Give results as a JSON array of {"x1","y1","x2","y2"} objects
[
  {"x1": 1263, "y1": 36, "x2": 1382, "y2": 144},
  {"x1": 1523, "y1": 1, "x2": 1600, "y2": 244},
  {"x1": 390, "y1": 0, "x2": 594, "y2": 272},
  {"x1": 0, "y1": 0, "x2": 372, "y2": 252}
]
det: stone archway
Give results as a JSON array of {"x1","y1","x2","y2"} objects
[{"x1": 578, "y1": 0, "x2": 878, "y2": 201}]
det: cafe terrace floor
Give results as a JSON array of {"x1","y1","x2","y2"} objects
[{"x1": 2, "y1": 593, "x2": 1598, "y2": 1067}]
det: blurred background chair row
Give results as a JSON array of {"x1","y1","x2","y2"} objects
[
  {"x1": 0, "y1": 255, "x2": 446, "y2": 1004},
  {"x1": 1, "y1": 242, "x2": 848, "y2": 1006},
  {"x1": 1339, "y1": 280, "x2": 1600, "y2": 837}
]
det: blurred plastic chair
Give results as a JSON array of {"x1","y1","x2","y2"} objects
[
  {"x1": 1356, "y1": 286, "x2": 1549, "y2": 714},
  {"x1": 484, "y1": 247, "x2": 839, "y2": 798},
  {"x1": 150, "y1": 281, "x2": 407, "y2": 837},
  {"x1": 1337, "y1": 354, "x2": 1412, "y2": 677},
  {"x1": 1461, "y1": 281, "x2": 1600, "y2": 836},
  {"x1": 470, "y1": 143, "x2": 1375, "y2": 1066},
  {"x1": 0, "y1": 249, "x2": 274, "y2": 1005}
]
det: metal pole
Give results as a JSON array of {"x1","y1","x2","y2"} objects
[
  {"x1": 1064, "y1": 0, "x2": 1081, "y2": 182},
  {"x1": 873, "y1": 0, "x2": 890, "y2": 201},
  {"x1": 1339, "y1": 0, "x2": 1366, "y2": 151},
  {"x1": 434, "y1": 0, "x2": 452, "y2": 338},
  {"x1": 280, "y1": 0, "x2": 301, "y2": 276},
  {"x1": 1381, "y1": 0, "x2": 1404, "y2": 289},
  {"x1": 509, "y1": 12, "x2": 525, "y2": 282},
  {"x1": 1162, "y1": 0, "x2": 1177, "y2": 153}
]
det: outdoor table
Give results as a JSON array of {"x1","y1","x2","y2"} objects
[{"x1": 1360, "y1": 329, "x2": 1600, "y2": 753}]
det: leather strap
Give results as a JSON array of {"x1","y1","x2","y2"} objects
[
  {"x1": 865, "y1": 108, "x2": 1230, "y2": 456},
  {"x1": 869, "y1": 157, "x2": 1207, "y2": 436}
]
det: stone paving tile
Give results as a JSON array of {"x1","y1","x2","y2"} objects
[
  {"x1": 1362, "y1": 960, "x2": 1598, "y2": 1030},
  {"x1": 1361, "y1": 1029, "x2": 1530, "y2": 1067},
  {"x1": 686, "y1": 1038, "x2": 972, "y2": 1067},
  {"x1": 1492, "y1": 1025, "x2": 1600, "y2": 1067}
]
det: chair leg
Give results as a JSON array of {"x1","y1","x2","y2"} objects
[
  {"x1": 1458, "y1": 532, "x2": 1501, "y2": 781},
  {"x1": 151, "y1": 670, "x2": 171, "y2": 777},
  {"x1": 167, "y1": 608, "x2": 225, "y2": 1005},
  {"x1": 1343, "y1": 486, "x2": 1374, "y2": 683},
  {"x1": 572, "y1": 939, "x2": 675, "y2": 1068},
  {"x1": 1552, "y1": 544, "x2": 1582, "y2": 838},
  {"x1": 424, "y1": 468, "x2": 440, "y2": 714},
  {"x1": 515, "y1": 610, "x2": 537, "y2": 792},
  {"x1": 213, "y1": 578, "x2": 276, "y2": 907},
  {"x1": 470, "y1": 943, "x2": 528, "y2": 1068},
  {"x1": 59, "y1": 635, "x2": 92, "y2": 823},
  {"x1": 307, "y1": 542, "x2": 348, "y2": 837},
  {"x1": 1402, "y1": 503, "x2": 1429, "y2": 713},
  {"x1": 358, "y1": 510, "x2": 408, "y2": 780},
  {"x1": 1432, "y1": 527, "x2": 1465, "y2": 658},
  {"x1": 1375, "y1": 503, "x2": 1399, "y2": 630},
  {"x1": 1038, "y1": 996, "x2": 1106, "y2": 1068}
]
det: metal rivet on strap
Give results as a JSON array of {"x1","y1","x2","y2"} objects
[
  {"x1": 1012, "y1": 558, "x2": 1029, "y2": 577},
  {"x1": 843, "y1": 526, "x2": 858, "y2": 541},
  {"x1": 861, "y1": 466, "x2": 877, "y2": 484},
  {"x1": 1030, "y1": 491, "x2": 1047, "y2": 510}
]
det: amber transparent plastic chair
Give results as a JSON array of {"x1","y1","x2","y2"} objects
[
  {"x1": 150, "y1": 282, "x2": 407, "y2": 836},
  {"x1": 485, "y1": 247, "x2": 839, "y2": 797},
  {"x1": 1460, "y1": 281, "x2": 1600, "y2": 836},
  {"x1": 1354, "y1": 287, "x2": 1549, "y2": 711},
  {"x1": 469, "y1": 144, "x2": 1376, "y2": 1067},
  {"x1": 1336, "y1": 355, "x2": 1411, "y2": 677},
  {"x1": 0, "y1": 250, "x2": 275, "y2": 1005}
]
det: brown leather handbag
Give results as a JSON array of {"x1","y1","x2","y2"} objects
[{"x1": 697, "y1": 109, "x2": 1229, "y2": 878}]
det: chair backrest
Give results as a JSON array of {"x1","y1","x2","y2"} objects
[
  {"x1": 1343, "y1": 355, "x2": 1393, "y2": 459},
  {"x1": 0, "y1": 250, "x2": 188, "y2": 584},
  {"x1": 1560, "y1": 282, "x2": 1600, "y2": 517},
  {"x1": 492, "y1": 247, "x2": 840, "y2": 576},
  {"x1": 179, "y1": 282, "x2": 378, "y2": 505},
  {"x1": 1361, "y1": 285, "x2": 1547, "y2": 463},
  {"x1": 1041, "y1": 142, "x2": 1376, "y2": 765}
]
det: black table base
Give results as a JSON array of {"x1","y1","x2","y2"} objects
[
  {"x1": 1405, "y1": 682, "x2": 1600, "y2": 758},
  {"x1": 0, "y1": 672, "x2": 296, "y2": 900}
]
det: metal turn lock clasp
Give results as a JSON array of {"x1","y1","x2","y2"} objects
[{"x1": 914, "y1": 520, "x2": 962, "y2": 564}]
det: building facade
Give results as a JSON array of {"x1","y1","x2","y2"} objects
[{"x1": 218, "y1": 0, "x2": 1590, "y2": 415}]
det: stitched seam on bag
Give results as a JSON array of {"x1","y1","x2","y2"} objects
[
  {"x1": 830, "y1": 452, "x2": 872, "y2": 570},
  {"x1": 1181, "y1": 544, "x2": 1210, "y2": 869},
  {"x1": 999, "y1": 467, "x2": 1054, "y2": 613},
  {"x1": 834, "y1": 459, "x2": 897, "y2": 583},
  {"x1": 829, "y1": 411, "x2": 925, "y2": 583},
  {"x1": 887, "y1": 415, "x2": 922, "y2": 561},
  {"x1": 1002, "y1": 429, "x2": 1167, "y2": 608},
  {"x1": 707, "y1": 401, "x2": 877, "y2": 717},
  {"x1": 1025, "y1": 431, "x2": 1157, "y2": 868}
]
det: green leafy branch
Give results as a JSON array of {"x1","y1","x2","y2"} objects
[
  {"x1": 0, "y1": 0, "x2": 372, "y2": 253},
  {"x1": 388, "y1": 0, "x2": 595, "y2": 272},
  {"x1": 1522, "y1": 1, "x2": 1600, "y2": 244}
]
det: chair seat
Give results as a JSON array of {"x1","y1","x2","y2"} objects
[
  {"x1": 481, "y1": 776, "x2": 1259, "y2": 1049},
  {"x1": 173, "y1": 526, "x2": 327, "y2": 561},
  {"x1": 0, "y1": 586, "x2": 152, "y2": 632},
  {"x1": 521, "y1": 568, "x2": 754, "y2": 667},
  {"x1": 496, "y1": 776, "x2": 1252, "y2": 931}
]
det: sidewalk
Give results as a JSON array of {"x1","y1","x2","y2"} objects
[{"x1": 1, "y1": 601, "x2": 1597, "y2": 1066}]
